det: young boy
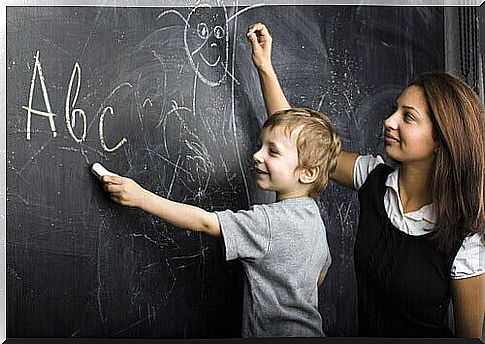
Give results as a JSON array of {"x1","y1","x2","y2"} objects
[{"x1": 100, "y1": 107, "x2": 341, "y2": 337}]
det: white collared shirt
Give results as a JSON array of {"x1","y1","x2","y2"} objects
[{"x1": 353, "y1": 154, "x2": 484, "y2": 279}]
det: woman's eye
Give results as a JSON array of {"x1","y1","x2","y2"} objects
[
  {"x1": 197, "y1": 23, "x2": 209, "y2": 39},
  {"x1": 404, "y1": 112, "x2": 415, "y2": 122}
]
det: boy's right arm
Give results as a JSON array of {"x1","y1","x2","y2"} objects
[
  {"x1": 247, "y1": 23, "x2": 291, "y2": 116},
  {"x1": 247, "y1": 22, "x2": 358, "y2": 190},
  {"x1": 101, "y1": 175, "x2": 221, "y2": 237}
]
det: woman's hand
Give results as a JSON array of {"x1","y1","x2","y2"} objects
[
  {"x1": 101, "y1": 175, "x2": 148, "y2": 207},
  {"x1": 247, "y1": 22, "x2": 273, "y2": 74}
]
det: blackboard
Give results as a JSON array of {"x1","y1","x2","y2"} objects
[{"x1": 6, "y1": 5, "x2": 445, "y2": 338}]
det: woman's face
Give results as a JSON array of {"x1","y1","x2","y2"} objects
[{"x1": 383, "y1": 85, "x2": 437, "y2": 166}]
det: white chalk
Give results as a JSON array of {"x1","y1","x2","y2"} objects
[{"x1": 91, "y1": 162, "x2": 117, "y2": 179}]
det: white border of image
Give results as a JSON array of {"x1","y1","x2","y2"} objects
[{"x1": 1, "y1": 0, "x2": 483, "y2": 342}]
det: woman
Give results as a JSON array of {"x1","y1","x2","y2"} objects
[{"x1": 246, "y1": 22, "x2": 484, "y2": 338}]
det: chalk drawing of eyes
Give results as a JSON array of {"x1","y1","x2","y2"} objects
[
  {"x1": 214, "y1": 26, "x2": 224, "y2": 39},
  {"x1": 197, "y1": 23, "x2": 209, "y2": 39}
]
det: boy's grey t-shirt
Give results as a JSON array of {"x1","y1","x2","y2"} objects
[{"x1": 216, "y1": 197, "x2": 331, "y2": 338}]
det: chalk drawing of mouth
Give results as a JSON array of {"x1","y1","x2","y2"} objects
[{"x1": 200, "y1": 53, "x2": 221, "y2": 67}]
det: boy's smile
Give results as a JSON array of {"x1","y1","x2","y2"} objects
[
  {"x1": 253, "y1": 125, "x2": 309, "y2": 201},
  {"x1": 254, "y1": 166, "x2": 270, "y2": 175}
]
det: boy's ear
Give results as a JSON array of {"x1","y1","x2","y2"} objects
[{"x1": 299, "y1": 166, "x2": 319, "y2": 184}]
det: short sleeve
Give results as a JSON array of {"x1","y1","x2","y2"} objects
[
  {"x1": 216, "y1": 205, "x2": 271, "y2": 261},
  {"x1": 450, "y1": 233, "x2": 485, "y2": 279},
  {"x1": 353, "y1": 154, "x2": 385, "y2": 190}
]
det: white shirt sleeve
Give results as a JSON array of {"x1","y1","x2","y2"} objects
[
  {"x1": 353, "y1": 154, "x2": 386, "y2": 191},
  {"x1": 451, "y1": 233, "x2": 485, "y2": 279}
]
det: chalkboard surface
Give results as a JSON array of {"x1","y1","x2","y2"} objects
[{"x1": 6, "y1": 5, "x2": 444, "y2": 338}]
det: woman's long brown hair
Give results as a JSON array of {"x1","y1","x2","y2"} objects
[{"x1": 410, "y1": 72, "x2": 485, "y2": 253}]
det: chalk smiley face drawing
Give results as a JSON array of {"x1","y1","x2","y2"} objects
[
  {"x1": 184, "y1": 4, "x2": 229, "y2": 87},
  {"x1": 158, "y1": 0, "x2": 262, "y2": 87}
]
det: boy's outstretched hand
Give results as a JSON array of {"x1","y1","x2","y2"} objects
[
  {"x1": 247, "y1": 23, "x2": 273, "y2": 73},
  {"x1": 101, "y1": 175, "x2": 148, "y2": 207}
]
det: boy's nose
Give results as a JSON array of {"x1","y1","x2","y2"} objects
[{"x1": 253, "y1": 150, "x2": 263, "y2": 164}]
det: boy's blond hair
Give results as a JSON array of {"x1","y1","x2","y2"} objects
[{"x1": 262, "y1": 108, "x2": 341, "y2": 197}]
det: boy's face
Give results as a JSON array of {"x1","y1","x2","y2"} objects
[{"x1": 253, "y1": 125, "x2": 308, "y2": 201}]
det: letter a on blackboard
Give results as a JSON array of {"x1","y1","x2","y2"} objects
[{"x1": 21, "y1": 50, "x2": 58, "y2": 140}]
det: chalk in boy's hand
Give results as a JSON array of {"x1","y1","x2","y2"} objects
[
  {"x1": 91, "y1": 162, "x2": 117, "y2": 180},
  {"x1": 92, "y1": 164, "x2": 148, "y2": 208},
  {"x1": 246, "y1": 22, "x2": 273, "y2": 73}
]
